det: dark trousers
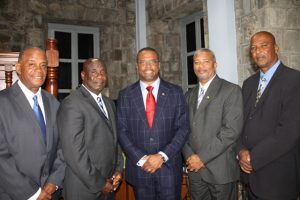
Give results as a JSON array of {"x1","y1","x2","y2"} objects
[
  {"x1": 188, "y1": 174, "x2": 236, "y2": 200},
  {"x1": 133, "y1": 175, "x2": 181, "y2": 200}
]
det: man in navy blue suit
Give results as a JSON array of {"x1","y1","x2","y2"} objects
[{"x1": 117, "y1": 47, "x2": 190, "y2": 200}]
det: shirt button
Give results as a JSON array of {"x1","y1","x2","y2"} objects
[{"x1": 150, "y1": 138, "x2": 154, "y2": 142}]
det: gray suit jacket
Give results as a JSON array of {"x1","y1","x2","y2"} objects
[
  {"x1": 183, "y1": 75, "x2": 243, "y2": 184},
  {"x1": 0, "y1": 82, "x2": 65, "y2": 200},
  {"x1": 57, "y1": 86, "x2": 123, "y2": 200}
]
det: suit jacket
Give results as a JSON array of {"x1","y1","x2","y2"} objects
[
  {"x1": 57, "y1": 86, "x2": 123, "y2": 200},
  {"x1": 183, "y1": 75, "x2": 243, "y2": 184},
  {"x1": 0, "y1": 82, "x2": 65, "y2": 200},
  {"x1": 117, "y1": 79, "x2": 190, "y2": 187},
  {"x1": 237, "y1": 63, "x2": 300, "y2": 199}
]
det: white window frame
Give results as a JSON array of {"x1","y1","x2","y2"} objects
[
  {"x1": 180, "y1": 12, "x2": 204, "y2": 92},
  {"x1": 48, "y1": 23, "x2": 100, "y2": 94}
]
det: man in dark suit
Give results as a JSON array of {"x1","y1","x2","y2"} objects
[
  {"x1": 183, "y1": 48, "x2": 243, "y2": 200},
  {"x1": 57, "y1": 58, "x2": 123, "y2": 200},
  {"x1": 237, "y1": 31, "x2": 300, "y2": 200},
  {"x1": 117, "y1": 47, "x2": 190, "y2": 200},
  {"x1": 0, "y1": 47, "x2": 65, "y2": 200}
]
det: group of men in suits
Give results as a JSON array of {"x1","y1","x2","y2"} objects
[{"x1": 0, "y1": 30, "x2": 299, "y2": 200}]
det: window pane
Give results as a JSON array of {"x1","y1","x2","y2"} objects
[
  {"x1": 187, "y1": 55, "x2": 198, "y2": 85},
  {"x1": 78, "y1": 62, "x2": 83, "y2": 85},
  {"x1": 78, "y1": 33, "x2": 94, "y2": 59},
  {"x1": 58, "y1": 62, "x2": 72, "y2": 89},
  {"x1": 55, "y1": 31, "x2": 71, "y2": 59},
  {"x1": 200, "y1": 18, "x2": 205, "y2": 48},
  {"x1": 186, "y1": 22, "x2": 196, "y2": 52}
]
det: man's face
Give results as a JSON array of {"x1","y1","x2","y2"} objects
[
  {"x1": 193, "y1": 51, "x2": 217, "y2": 84},
  {"x1": 81, "y1": 61, "x2": 107, "y2": 95},
  {"x1": 136, "y1": 50, "x2": 160, "y2": 85},
  {"x1": 250, "y1": 33, "x2": 279, "y2": 72},
  {"x1": 16, "y1": 48, "x2": 47, "y2": 93}
]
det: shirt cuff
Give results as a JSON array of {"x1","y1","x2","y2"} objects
[
  {"x1": 137, "y1": 155, "x2": 147, "y2": 167},
  {"x1": 158, "y1": 151, "x2": 168, "y2": 162},
  {"x1": 28, "y1": 188, "x2": 41, "y2": 200}
]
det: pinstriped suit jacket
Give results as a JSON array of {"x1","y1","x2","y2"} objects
[
  {"x1": 0, "y1": 82, "x2": 65, "y2": 200},
  {"x1": 117, "y1": 79, "x2": 190, "y2": 187}
]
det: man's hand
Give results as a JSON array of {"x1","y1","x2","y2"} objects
[
  {"x1": 101, "y1": 179, "x2": 114, "y2": 195},
  {"x1": 238, "y1": 149, "x2": 253, "y2": 174},
  {"x1": 36, "y1": 189, "x2": 51, "y2": 200},
  {"x1": 186, "y1": 154, "x2": 205, "y2": 172},
  {"x1": 111, "y1": 171, "x2": 123, "y2": 191},
  {"x1": 142, "y1": 154, "x2": 164, "y2": 173}
]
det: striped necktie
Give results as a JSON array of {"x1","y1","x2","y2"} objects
[
  {"x1": 197, "y1": 87, "x2": 205, "y2": 108},
  {"x1": 255, "y1": 77, "x2": 266, "y2": 106},
  {"x1": 97, "y1": 97, "x2": 108, "y2": 119}
]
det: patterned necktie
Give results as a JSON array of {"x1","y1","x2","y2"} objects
[
  {"x1": 146, "y1": 86, "x2": 156, "y2": 128},
  {"x1": 197, "y1": 87, "x2": 205, "y2": 108},
  {"x1": 97, "y1": 97, "x2": 108, "y2": 119},
  {"x1": 255, "y1": 77, "x2": 267, "y2": 106},
  {"x1": 32, "y1": 95, "x2": 46, "y2": 144}
]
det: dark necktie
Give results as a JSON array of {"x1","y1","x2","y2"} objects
[
  {"x1": 32, "y1": 95, "x2": 46, "y2": 144},
  {"x1": 97, "y1": 97, "x2": 108, "y2": 119},
  {"x1": 146, "y1": 86, "x2": 156, "y2": 128}
]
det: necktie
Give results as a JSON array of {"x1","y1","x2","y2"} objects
[
  {"x1": 255, "y1": 77, "x2": 266, "y2": 106},
  {"x1": 146, "y1": 86, "x2": 156, "y2": 128},
  {"x1": 32, "y1": 95, "x2": 46, "y2": 144},
  {"x1": 97, "y1": 97, "x2": 108, "y2": 119},
  {"x1": 197, "y1": 87, "x2": 205, "y2": 108}
]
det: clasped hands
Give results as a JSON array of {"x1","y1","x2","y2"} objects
[
  {"x1": 101, "y1": 171, "x2": 123, "y2": 195},
  {"x1": 238, "y1": 149, "x2": 253, "y2": 174},
  {"x1": 186, "y1": 154, "x2": 205, "y2": 172},
  {"x1": 37, "y1": 183, "x2": 57, "y2": 200},
  {"x1": 142, "y1": 154, "x2": 164, "y2": 174}
]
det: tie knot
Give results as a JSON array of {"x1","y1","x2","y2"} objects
[
  {"x1": 97, "y1": 96, "x2": 101, "y2": 103},
  {"x1": 147, "y1": 86, "x2": 154, "y2": 92},
  {"x1": 261, "y1": 77, "x2": 266, "y2": 82},
  {"x1": 200, "y1": 87, "x2": 205, "y2": 95},
  {"x1": 33, "y1": 95, "x2": 38, "y2": 104}
]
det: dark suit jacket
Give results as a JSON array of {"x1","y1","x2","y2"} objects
[
  {"x1": 0, "y1": 82, "x2": 65, "y2": 200},
  {"x1": 183, "y1": 75, "x2": 243, "y2": 184},
  {"x1": 57, "y1": 86, "x2": 123, "y2": 200},
  {"x1": 237, "y1": 63, "x2": 300, "y2": 199},
  {"x1": 117, "y1": 79, "x2": 190, "y2": 187}
]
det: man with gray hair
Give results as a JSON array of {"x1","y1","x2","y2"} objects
[{"x1": 183, "y1": 48, "x2": 243, "y2": 200}]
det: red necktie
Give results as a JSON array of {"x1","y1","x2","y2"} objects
[{"x1": 146, "y1": 86, "x2": 156, "y2": 128}]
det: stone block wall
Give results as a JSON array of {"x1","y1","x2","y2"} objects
[
  {"x1": 146, "y1": 0, "x2": 204, "y2": 87},
  {"x1": 0, "y1": 0, "x2": 136, "y2": 99},
  {"x1": 235, "y1": 0, "x2": 300, "y2": 85}
]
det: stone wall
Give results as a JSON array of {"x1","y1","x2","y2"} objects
[
  {"x1": 0, "y1": 0, "x2": 136, "y2": 99},
  {"x1": 146, "y1": 0, "x2": 204, "y2": 87},
  {"x1": 235, "y1": 0, "x2": 300, "y2": 85}
]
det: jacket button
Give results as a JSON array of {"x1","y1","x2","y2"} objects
[{"x1": 150, "y1": 138, "x2": 154, "y2": 142}]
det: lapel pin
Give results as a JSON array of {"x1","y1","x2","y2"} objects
[
  {"x1": 206, "y1": 96, "x2": 210, "y2": 99},
  {"x1": 162, "y1": 92, "x2": 165, "y2": 96}
]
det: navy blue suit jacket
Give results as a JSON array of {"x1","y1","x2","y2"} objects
[{"x1": 117, "y1": 79, "x2": 190, "y2": 186}]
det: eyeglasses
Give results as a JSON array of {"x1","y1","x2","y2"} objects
[{"x1": 137, "y1": 60, "x2": 159, "y2": 66}]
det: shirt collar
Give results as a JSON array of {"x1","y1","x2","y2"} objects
[
  {"x1": 18, "y1": 80, "x2": 42, "y2": 105},
  {"x1": 199, "y1": 74, "x2": 216, "y2": 91},
  {"x1": 139, "y1": 77, "x2": 160, "y2": 90},
  {"x1": 259, "y1": 60, "x2": 280, "y2": 81},
  {"x1": 82, "y1": 84, "x2": 103, "y2": 102}
]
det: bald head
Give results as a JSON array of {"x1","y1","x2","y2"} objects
[{"x1": 81, "y1": 58, "x2": 108, "y2": 95}]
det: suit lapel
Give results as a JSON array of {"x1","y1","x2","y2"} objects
[
  {"x1": 41, "y1": 91, "x2": 53, "y2": 151},
  {"x1": 79, "y1": 86, "x2": 112, "y2": 128},
  {"x1": 153, "y1": 80, "x2": 169, "y2": 127},
  {"x1": 131, "y1": 82, "x2": 149, "y2": 128},
  {"x1": 196, "y1": 76, "x2": 221, "y2": 114},
  {"x1": 255, "y1": 64, "x2": 283, "y2": 108},
  {"x1": 11, "y1": 83, "x2": 47, "y2": 148}
]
